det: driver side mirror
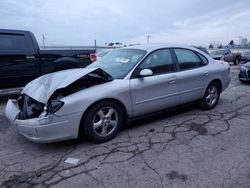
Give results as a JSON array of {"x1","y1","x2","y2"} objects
[{"x1": 139, "y1": 69, "x2": 153, "y2": 77}]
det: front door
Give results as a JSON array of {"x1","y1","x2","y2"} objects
[{"x1": 130, "y1": 49, "x2": 180, "y2": 116}]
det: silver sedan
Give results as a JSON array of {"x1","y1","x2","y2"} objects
[{"x1": 5, "y1": 44, "x2": 231, "y2": 143}]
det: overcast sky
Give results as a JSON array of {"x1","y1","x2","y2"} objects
[{"x1": 0, "y1": 0, "x2": 249, "y2": 47}]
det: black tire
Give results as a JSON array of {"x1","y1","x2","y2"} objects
[
  {"x1": 200, "y1": 82, "x2": 220, "y2": 110},
  {"x1": 234, "y1": 58, "x2": 239, "y2": 65},
  {"x1": 80, "y1": 101, "x2": 124, "y2": 142}
]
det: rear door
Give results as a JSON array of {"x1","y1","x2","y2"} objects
[
  {"x1": 0, "y1": 33, "x2": 40, "y2": 89},
  {"x1": 130, "y1": 49, "x2": 180, "y2": 116},
  {"x1": 172, "y1": 48, "x2": 209, "y2": 104}
]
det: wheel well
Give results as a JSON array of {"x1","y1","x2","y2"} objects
[
  {"x1": 53, "y1": 62, "x2": 79, "y2": 72},
  {"x1": 78, "y1": 98, "x2": 128, "y2": 136},
  {"x1": 210, "y1": 79, "x2": 222, "y2": 93}
]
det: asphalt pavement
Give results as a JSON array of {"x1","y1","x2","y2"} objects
[{"x1": 1, "y1": 65, "x2": 250, "y2": 188}]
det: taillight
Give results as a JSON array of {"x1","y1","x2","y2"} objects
[{"x1": 90, "y1": 54, "x2": 97, "y2": 62}]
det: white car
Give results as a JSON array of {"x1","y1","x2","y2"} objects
[{"x1": 5, "y1": 44, "x2": 231, "y2": 143}]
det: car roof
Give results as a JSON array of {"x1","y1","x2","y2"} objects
[
  {"x1": 0, "y1": 29, "x2": 31, "y2": 35},
  {"x1": 124, "y1": 43, "x2": 202, "y2": 53}
]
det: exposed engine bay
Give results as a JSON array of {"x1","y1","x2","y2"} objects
[{"x1": 17, "y1": 68, "x2": 113, "y2": 120}]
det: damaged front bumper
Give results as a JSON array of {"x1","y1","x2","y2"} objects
[{"x1": 5, "y1": 99, "x2": 81, "y2": 143}]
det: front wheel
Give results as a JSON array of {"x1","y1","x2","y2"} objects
[
  {"x1": 80, "y1": 101, "x2": 124, "y2": 142},
  {"x1": 200, "y1": 83, "x2": 220, "y2": 110}
]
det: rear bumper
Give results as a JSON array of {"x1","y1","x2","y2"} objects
[{"x1": 5, "y1": 99, "x2": 82, "y2": 143}]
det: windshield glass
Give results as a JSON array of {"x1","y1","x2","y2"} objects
[
  {"x1": 210, "y1": 50, "x2": 226, "y2": 56},
  {"x1": 88, "y1": 49, "x2": 147, "y2": 79},
  {"x1": 96, "y1": 49, "x2": 111, "y2": 58}
]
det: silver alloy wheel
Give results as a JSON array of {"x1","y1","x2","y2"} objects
[
  {"x1": 92, "y1": 107, "x2": 118, "y2": 137},
  {"x1": 206, "y1": 85, "x2": 218, "y2": 106}
]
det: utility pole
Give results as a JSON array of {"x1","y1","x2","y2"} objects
[
  {"x1": 94, "y1": 39, "x2": 97, "y2": 51},
  {"x1": 147, "y1": 35, "x2": 150, "y2": 44},
  {"x1": 42, "y1": 34, "x2": 46, "y2": 47}
]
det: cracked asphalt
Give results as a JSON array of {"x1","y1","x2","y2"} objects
[{"x1": 1, "y1": 65, "x2": 250, "y2": 188}]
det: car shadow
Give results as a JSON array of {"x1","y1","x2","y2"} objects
[
  {"x1": 0, "y1": 93, "x2": 203, "y2": 150},
  {"x1": 24, "y1": 103, "x2": 200, "y2": 150},
  {"x1": 125, "y1": 102, "x2": 199, "y2": 131}
]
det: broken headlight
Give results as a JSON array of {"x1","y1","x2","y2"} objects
[
  {"x1": 18, "y1": 95, "x2": 45, "y2": 120},
  {"x1": 47, "y1": 100, "x2": 64, "y2": 114},
  {"x1": 39, "y1": 100, "x2": 64, "y2": 118}
]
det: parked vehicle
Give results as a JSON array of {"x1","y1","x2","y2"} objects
[
  {"x1": 96, "y1": 49, "x2": 112, "y2": 60},
  {"x1": 108, "y1": 42, "x2": 123, "y2": 47},
  {"x1": 5, "y1": 44, "x2": 231, "y2": 143},
  {"x1": 240, "y1": 51, "x2": 250, "y2": 63},
  {"x1": 239, "y1": 62, "x2": 250, "y2": 83},
  {"x1": 193, "y1": 46, "x2": 210, "y2": 55},
  {"x1": 210, "y1": 49, "x2": 239, "y2": 65},
  {"x1": 0, "y1": 29, "x2": 96, "y2": 91}
]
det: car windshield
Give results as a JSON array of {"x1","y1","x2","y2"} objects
[
  {"x1": 87, "y1": 49, "x2": 146, "y2": 79},
  {"x1": 210, "y1": 50, "x2": 226, "y2": 56},
  {"x1": 96, "y1": 49, "x2": 111, "y2": 58}
]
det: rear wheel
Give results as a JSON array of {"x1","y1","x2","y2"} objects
[
  {"x1": 200, "y1": 82, "x2": 220, "y2": 110},
  {"x1": 80, "y1": 101, "x2": 124, "y2": 142}
]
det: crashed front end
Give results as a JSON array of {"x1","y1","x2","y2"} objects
[
  {"x1": 5, "y1": 68, "x2": 113, "y2": 143},
  {"x1": 5, "y1": 98, "x2": 78, "y2": 143}
]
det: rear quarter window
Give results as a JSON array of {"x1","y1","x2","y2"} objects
[
  {"x1": 174, "y1": 48, "x2": 206, "y2": 70},
  {"x1": 197, "y1": 53, "x2": 208, "y2": 65}
]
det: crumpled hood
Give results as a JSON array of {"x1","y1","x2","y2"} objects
[{"x1": 22, "y1": 68, "x2": 99, "y2": 104}]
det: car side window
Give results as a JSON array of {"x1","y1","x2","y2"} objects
[
  {"x1": 139, "y1": 49, "x2": 174, "y2": 75},
  {"x1": 197, "y1": 53, "x2": 208, "y2": 65},
  {"x1": 0, "y1": 34, "x2": 28, "y2": 51},
  {"x1": 174, "y1": 49, "x2": 205, "y2": 70}
]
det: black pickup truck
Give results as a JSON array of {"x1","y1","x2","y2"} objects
[{"x1": 0, "y1": 29, "x2": 96, "y2": 90}]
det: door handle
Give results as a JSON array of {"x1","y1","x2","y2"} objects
[
  {"x1": 204, "y1": 71, "x2": 209, "y2": 76},
  {"x1": 168, "y1": 78, "x2": 176, "y2": 84},
  {"x1": 26, "y1": 55, "x2": 35, "y2": 60}
]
